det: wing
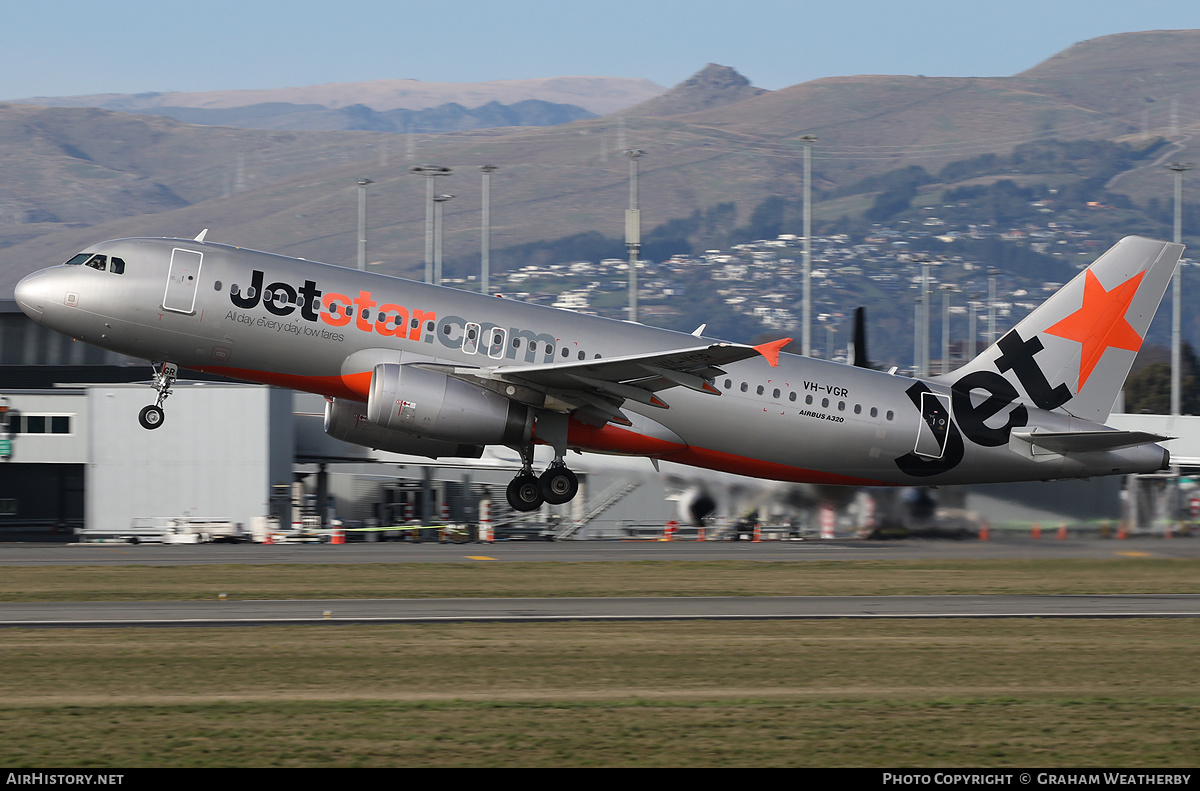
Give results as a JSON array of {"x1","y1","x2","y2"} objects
[{"x1": 416, "y1": 338, "x2": 791, "y2": 427}]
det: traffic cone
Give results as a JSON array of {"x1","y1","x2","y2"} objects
[
  {"x1": 698, "y1": 526, "x2": 705, "y2": 542},
  {"x1": 752, "y1": 524, "x2": 762, "y2": 543},
  {"x1": 1031, "y1": 523, "x2": 1041, "y2": 540},
  {"x1": 1117, "y1": 523, "x2": 1128, "y2": 540},
  {"x1": 331, "y1": 529, "x2": 344, "y2": 545},
  {"x1": 1056, "y1": 523, "x2": 1067, "y2": 540},
  {"x1": 979, "y1": 522, "x2": 990, "y2": 541}
]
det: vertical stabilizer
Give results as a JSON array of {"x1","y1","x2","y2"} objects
[{"x1": 939, "y1": 236, "x2": 1183, "y2": 423}]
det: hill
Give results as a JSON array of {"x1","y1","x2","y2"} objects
[{"x1": 2, "y1": 30, "x2": 1200, "y2": 297}]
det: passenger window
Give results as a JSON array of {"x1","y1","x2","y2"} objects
[
  {"x1": 578, "y1": 351, "x2": 585, "y2": 360},
  {"x1": 789, "y1": 392, "x2": 797, "y2": 402},
  {"x1": 756, "y1": 385, "x2": 764, "y2": 395},
  {"x1": 772, "y1": 388, "x2": 780, "y2": 399},
  {"x1": 110, "y1": 257, "x2": 126, "y2": 275},
  {"x1": 740, "y1": 382, "x2": 748, "y2": 393},
  {"x1": 871, "y1": 407, "x2": 878, "y2": 418}
]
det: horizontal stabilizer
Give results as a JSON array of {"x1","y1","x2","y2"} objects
[{"x1": 1009, "y1": 428, "x2": 1171, "y2": 454}]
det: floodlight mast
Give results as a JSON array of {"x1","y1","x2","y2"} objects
[
  {"x1": 480, "y1": 165, "x2": 498, "y2": 295},
  {"x1": 1166, "y1": 161, "x2": 1193, "y2": 416},
  {"x1": 800, "y1": 135, "x2": 818, "y2": 357},
  {"x1": 624, "y1": 149, "x2": 643, "y2": 323},
  {"x1": 356, "y1": 178, "x2": 372, "y2": 271},
  {"x1": 433, "y1": 193, "x2": 454, "y2": 286},
  {"x1": 410, "y1": 165, "x2": 452, "y2": 284}
]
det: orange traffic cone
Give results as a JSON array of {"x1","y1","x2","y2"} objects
[
  {"x1": 1056, "y1": 523, "x2": 1067, "y2": 540},
  {"x1": 979, "y1": 522, "x2": 990, "y2": 541},
  {"x1": 1031, "y1": 523, "x2": 1041, "y2": 540}
]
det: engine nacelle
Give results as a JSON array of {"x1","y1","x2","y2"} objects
[
  {"x1": 676, "y1": 485, "x2": 717, "y2": 526},
  {"x1": 367, "y1": 363, "x2": 530, "y2": 446},
  {"x1": 324, "y1": 398, "x2": 484, "y2": 459}
]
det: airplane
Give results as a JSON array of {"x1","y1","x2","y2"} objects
[{"x1": 11, "y1": 233, "x2": 1183, "y2": 513}]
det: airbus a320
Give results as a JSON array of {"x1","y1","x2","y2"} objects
[{"x1": 13, "y1": 233, "x2": 1182, "y2": 511}]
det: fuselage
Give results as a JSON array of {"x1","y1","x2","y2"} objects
[{"x1": 13, "y1": 237, "x2": 1169, "y2": 486}]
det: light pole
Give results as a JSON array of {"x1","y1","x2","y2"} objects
[
  {"x1": 987, "y1": 268, "x2": 1001, "y2": 348},
  {"x1": 1167, "y1": 162, "x2": 1193, "y2": 416},
  {"x1": 356, "y1": 178, "x2": 372, "y2": 271},
  {"x1": 624, "y1": 149, "x2": 643, "y2": 322},
  {"x1": 941, "y1": 284, "x2": 958, "y2": 374},
  {"x1": 914, "y1": 257, "x2": 938, "y2": 377},
  {"x1": 433, "y1": 193, "x2": 453, "y2": 286},
  {"x1": 410, "y1": 165, "x2": 452, "y2": 284},
  {"x1": 480, "y1": 165, "x2": 497, "y2": 295},
  {"x1": 800, "y1": 135, "x2": 818, "y2": 357},
  {"x1": 967, "y1": 294, "x2": 981, "y2": 360}
]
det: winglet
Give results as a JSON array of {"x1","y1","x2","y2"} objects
[{"x1": 753, "y1": 337, "x2": 791, "y2": 368}]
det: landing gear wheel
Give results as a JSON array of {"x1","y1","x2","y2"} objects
[
  {"x1": 539, "y1": 466, "x2": 579, "y2": 505},
  {"x1": 507, "y1": 474, "x2": 544, "y2": 512},
  {"x1": 138, "y1": 405, "x2": 165, "y2": 430}
]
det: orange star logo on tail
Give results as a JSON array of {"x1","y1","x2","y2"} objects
[{"x1": 1043, "y1": 269, "x2": 1146, "y2": 389}]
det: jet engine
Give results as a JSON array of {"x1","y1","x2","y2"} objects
[
  {"x1": 366, "y1": 363, "x2": 531, "y2": 446},
  {"x1": 675, "y1": 485, "x2": 717, "y2": 526},
  {"x1": 324, "y1": 397, "x2": 484, "y2": 459}
]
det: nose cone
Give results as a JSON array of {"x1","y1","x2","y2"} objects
[{"x1": 14, "y1": 269, "x2": 51, "y2": 320}]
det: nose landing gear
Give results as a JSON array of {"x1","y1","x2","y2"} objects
[{"x1": 139, "y1": 361, "x2": 177, "y2": 430}]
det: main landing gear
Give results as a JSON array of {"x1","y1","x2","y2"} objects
[
  {"x1": 139, "y1": 361, "x2": 177, "y2": 430},
  {"x1": 505, "y1": 442, "x2": 580, "y2": 512}
]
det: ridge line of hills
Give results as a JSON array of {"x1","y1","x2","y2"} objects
[{"x1": 2, "y1": 29, "x2": 1199, "y2": 317}]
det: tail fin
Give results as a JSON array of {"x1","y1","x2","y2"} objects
[{"x1": 940, "y1": 236, "x2": 1183, "y2": 423}]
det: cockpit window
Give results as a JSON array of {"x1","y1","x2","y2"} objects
[
  {"x1": 64, "y1": 253, "x2": 92, "y2": 266},
  {"x1": 110, "y1": 257, "x2": 126, "y2": 275},
  {"x1": 85, "y1": 255, "x2": 107, "y2": 271}
]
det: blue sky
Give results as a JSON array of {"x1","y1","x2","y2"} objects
[{"x1": 5, "y1": 0, "x2": 1200, "y2": 100}]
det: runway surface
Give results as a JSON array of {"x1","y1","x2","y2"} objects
[
  {"x1": 2, "y1": 534, "x2": 1199, "y2": 565},
  {"x1": 4, "y1": 536, "x2": 1196, "y2": 628},
  {"x1": 4, "y1": 594, "x2": 1200, "y2": 628}
]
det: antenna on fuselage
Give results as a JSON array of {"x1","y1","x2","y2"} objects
[{"x1": 193, "y1": 229, "x2": 209, "y2": 242}]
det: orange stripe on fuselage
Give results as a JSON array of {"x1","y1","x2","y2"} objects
[
  {"x1": 194, "y1": 365, "x2": 372, "y2": 402},
  {"x1": 563, "y1": 420, "x2": 687, "y2": 456},
  {"x1": 663, "y1": 446, "x2": 891, "y2": 487},
  {"x1": 563, "y1": 419, "x2": 890, "y2": 486}
]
